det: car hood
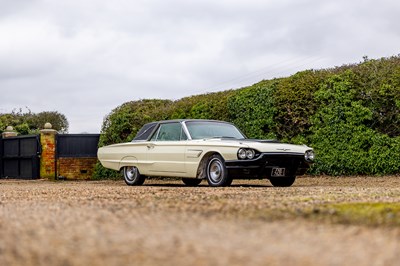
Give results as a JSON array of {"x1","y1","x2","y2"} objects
[{"x1": 199, "y1": 138, "x2": 312, "y2": 154}]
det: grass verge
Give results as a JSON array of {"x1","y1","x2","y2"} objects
[{"x1": 298, "y1": 202, "x2": 400, "y2": 227}]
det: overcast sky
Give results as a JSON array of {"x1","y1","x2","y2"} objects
[{"x1": 1, "y1": 0, "x2": 399, "y2": 133}]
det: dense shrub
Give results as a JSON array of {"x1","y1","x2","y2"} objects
[
  {"x1": 171, "y1": 90, "x2": 235, "y2": 121},
  {"x1": 99, "y1": 99, "x2": 173, "y2": 146},
  {"x1": 310, "y1": 70, "x2": 400, "y2": 175},
  {"x1": 273, "y1": 70, "x2": 328, "y2": 141},
  {"x1": 0, "y1": 109, "x2": 69, "y2": 134},
  {"x1": 312, "y1": 72, "x2": 374, "y2": 174},
  {"x1": 227, "y1": 80, "x2": 277, "y2": 139},
  {"x1": 351, "y1": 57, "x2": 400, "y2": 137}
]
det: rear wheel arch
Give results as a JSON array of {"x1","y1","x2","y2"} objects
[{"x1": 119, "y1": 156, "x2": 138, "y2": 171}]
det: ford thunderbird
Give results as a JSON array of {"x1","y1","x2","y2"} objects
[{"x1": 97, "y1": 119, "x2": 314, "y2": 187}]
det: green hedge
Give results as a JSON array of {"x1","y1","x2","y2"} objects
[
  {"x1": 95, "y1": 55, "x2": 400, "y2": 177},
  {"x1": 310, "y1": 70, "x2": 400, "y2": 175},
  {"x1": 0, "y1": 110, "x2": 69, "y2": 134},
  {"x1": 227, "y1": 80, "x2": 277, "y2": 139}
]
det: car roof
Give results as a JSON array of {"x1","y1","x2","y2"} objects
[
  {"x1": 152, "y1": 119, "x2": 232, "y2": 124},
  {"x1": 132, "y1": 119, "x2": 234, "y2": 141}
]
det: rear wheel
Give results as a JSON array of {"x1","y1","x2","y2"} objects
[
  {"x1": 269, "y1": 176, "x2": 296, "y2": 187},
  {"x1": 123, "y1": 166, "x2": 145, "y2": 186},
  {"x1": 206, "y1": 154, "x2": 232, "y2": 187},
  {"x1": 182, "y1": 178, "x2": 202, "y2": 186}
]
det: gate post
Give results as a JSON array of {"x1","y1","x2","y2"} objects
[
  {"x1": 2, "y1": 126, "x2": 18, "y2": 138},
  {"x1": 40, "y1": 123, "x2": 57, "y2": 179}
]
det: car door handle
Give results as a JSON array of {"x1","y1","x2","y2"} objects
[{"x1": 147, "y1": 144, "x2": 155, "y2": 149}]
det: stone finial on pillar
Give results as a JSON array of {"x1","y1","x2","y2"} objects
[
  {"x1": 44, "y1": 122, "x2": 52, "y2": 129},
  {"x1": 2, "y1": 126, "x2": 18, "y2": 138}
]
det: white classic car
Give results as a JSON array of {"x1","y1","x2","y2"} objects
[{"x1": 97, "y1": 119, "x2": 314, "y2": 187}]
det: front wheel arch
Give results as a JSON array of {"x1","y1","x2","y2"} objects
[{"x1": 196, "y1": 152, "x2": 217, "y2": 180}]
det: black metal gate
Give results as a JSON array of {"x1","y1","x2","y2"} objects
[
  {"x1": 56, "y1": 134, "x2": 100, "y2": 158},
  {"x1": 0, "y1": 135, "x2": 41, "y2": 179}
]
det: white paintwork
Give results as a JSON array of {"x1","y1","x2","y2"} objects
[{"x1": 98, "y1": 137, "x2": 312, "y2": 178}]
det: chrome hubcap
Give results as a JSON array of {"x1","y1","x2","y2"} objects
[
  {"x1": 125, "y1": 166, "x2": 137, "y2": 181},
  {"x1": 209, "y1": 159, "x2": 223, "y2": 182}
]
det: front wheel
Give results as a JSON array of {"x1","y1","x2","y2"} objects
[
  {"x1": 206, "y1": 154, "x2": 232, "y2": 187},
  {"x1": 123, "y1": 166, "x2": 145, "y2": 186},
  {"x1": 269, "y1": 176, "x2": 296, "y2": 187}
]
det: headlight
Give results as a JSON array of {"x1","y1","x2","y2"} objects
[
  {"x1": 238, "y1": 148, "x2": 247, "y2": 159},
  {"x1": 305, "y1": 150, "x2": 315, "y2": 162},
  {"x1": 246, "y1": 149, "x2": 255, "y2": 159},
  {"x1": 237, "y1": 148, "x2": 257, "y2": 160}
]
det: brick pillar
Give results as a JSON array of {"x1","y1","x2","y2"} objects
[{"x1": 40, "y1": 123, "x2": 57, "y2": 179}]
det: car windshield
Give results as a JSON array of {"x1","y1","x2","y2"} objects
[{"x1": 185, "y1": 121, "x2": 245, "y2": 140}]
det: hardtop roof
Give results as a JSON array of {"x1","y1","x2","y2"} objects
[{"x1": 132, "y1": 119, "x2": 234, "y2": 141}]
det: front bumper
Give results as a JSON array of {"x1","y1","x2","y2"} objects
[{"x1": 225, "y1": 152, "x2": 312, "y2": 179}]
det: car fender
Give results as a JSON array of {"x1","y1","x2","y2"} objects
[
  {"x1": 191, "y1": 146, "x2": 240, "y2": 179},
  {"x1": 119, "y1": 156, "x2": 138, "y2": 170}
]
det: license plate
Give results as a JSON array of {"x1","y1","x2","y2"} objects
[{"x1": 271, "y1": 168, "x2": 286, "y2": 177}]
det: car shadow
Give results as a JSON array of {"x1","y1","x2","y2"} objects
[{"x1": 142, "y1": 183, "x2": 272, "y2": 188}]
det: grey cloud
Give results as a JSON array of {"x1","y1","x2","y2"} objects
[{"x1": 1, "y1": 0, "x2": 399, "y2": 133}]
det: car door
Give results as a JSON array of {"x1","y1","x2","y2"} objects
[
  {"x1": 118, "y1": 142, "x2": 150, "y2": 173},
  {"x1": 146, "y1": 122, "x2": 188, "y2": 176}
]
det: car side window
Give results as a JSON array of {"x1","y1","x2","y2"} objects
[{"x1": 150, "y1": 123, "x2": 188, "y2": 141}]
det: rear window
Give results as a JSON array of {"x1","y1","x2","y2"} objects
[{"x1": 132, "y1": 123, "x2": 157, "y2": 141}]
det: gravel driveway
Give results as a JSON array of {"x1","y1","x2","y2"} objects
[{"x1": 1, "y1": 176, "x2": 400, "y2": 266}]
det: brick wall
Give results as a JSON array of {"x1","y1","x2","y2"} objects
[{"x1": 57, "y1": 158, "x2": 98, "y2": 180}]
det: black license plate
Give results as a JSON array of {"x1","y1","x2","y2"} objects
[{"x1": 271, "y1": 168, "x2": 286, "y2": 177}]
